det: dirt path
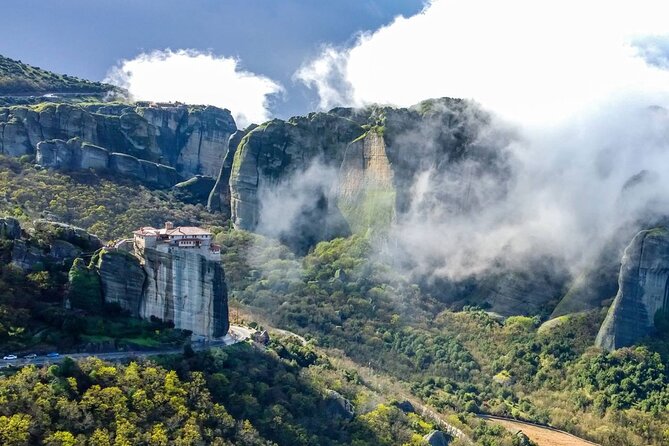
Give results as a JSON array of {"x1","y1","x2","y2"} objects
[{"x1": 479, "y1": 415, "x2": 599, "y2": 446}]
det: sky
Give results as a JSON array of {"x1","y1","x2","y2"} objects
[{"x1": 0, "y1": 0, "x2": 425, "y2": 124}]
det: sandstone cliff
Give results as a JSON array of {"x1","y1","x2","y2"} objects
[
  {"x1": 139, "y1": 246, "x2": 228, "y2": 338},
  {"x1": 95, "y1": 249, "x2": 146, "y2": 316},
  {"x1": 228, "y1": 98, "x2": 503, "y2": 240},
  {"x1": 596, "y1": 228, "x2": 669, "y2": 350},
  {"x1": 207, "y1": 124, "x2": 258, "y2": 214},
  {"x1": 37, "y1": 137, "x2": 180, "y2": 187},
  {"x1": 0, "y1": 102, "x2": 236, "y2": 181}
]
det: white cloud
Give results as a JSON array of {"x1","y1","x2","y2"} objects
[
  {"x1": 296, "y1": 0, "x2": 669, "y2": 125},
  {"x1": 295, "y1": 0, "x2": 669, "y2": 283},
  {"x1": 105, "y1": 49, "x2": 282, "y2": 128}
]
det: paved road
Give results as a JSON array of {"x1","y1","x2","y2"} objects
[
  {"x1": 478, "y1": 415, "x2": 600, "y2": 446},
  {"x1": 0, "y1": 325, "x2": 255, "y2": 370}
]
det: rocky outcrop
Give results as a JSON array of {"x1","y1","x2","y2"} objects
[
  {"x1": 36, "y1": 138, "x2": 180, "y2": 187},
  {"x1": 1, "y1": 102, "x2": 236, "y2": 181},
  {"x1": 322, "y1": 390, "x2": 355, "y2": 421},
  {"x1": 5, "y1": 219, "x2": 99, "y2": 270},
  {"x1": 0, "y1": 217, "x2": 21, "y2": 239},
  {"x1": 172, "y1": 175, "x2": 218, "y2": 205},
  {"x1": 207, "y1": 124, "x2": 258, "y2": 214},
  {"x1": 230, "y1": 114, "x2": 364, "y2": 231},
  {"x1": 596, "y1": 228, "x2": 669, "y2": 350},
  {"x1": 140, "y1": 246, "x2": 228, "y2": 338},
  {"x1": 228, "y1": 99, "x2": 504, "y2": 243},
  {"x1": 423, "y1": 431, "x2": 449, "y2": 446},
  {"x1": 95, "y1": 250, "x2": 146, "y2": 316},
  {"x1": 33, "y1": 219, "x2": 102, "y2": 252}
]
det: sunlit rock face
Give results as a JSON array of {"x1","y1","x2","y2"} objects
[
  {"x1": 94, "y1": 226, "x2": 229, "y2": 338},
  {"x1": 1, "y1": 102, "x2": 236, "y2": 181},
  {"x1": 227, "y1": 98, "x2": 502, "y2": 244},
  {"x1": 140, "y1": 246, "x2": 228, "y2": 338},
  {"x1": 596, "y1": 228, "x2": 669, "y2": 350}
]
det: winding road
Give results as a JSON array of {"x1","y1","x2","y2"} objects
[{"x1": 0, "y1": 325, "x2": 254, "y2": 370}]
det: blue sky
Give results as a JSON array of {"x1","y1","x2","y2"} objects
[
  {"x1": 3, "y1": 0, "x2": 669, "y2": 128},
  {"x1": 0, "y1": 0, "x2": 424, "y2": 118}
]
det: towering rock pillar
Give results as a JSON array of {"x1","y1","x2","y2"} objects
[
  {"x1": 596, "y1": 228, "x2": 669, "y2": 350},
  {"x1": 139, "y1": 247, "x2": 229, "y2": 338}
]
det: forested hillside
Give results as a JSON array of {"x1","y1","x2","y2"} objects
[{"x1": 0, "y1": 55, "x2": 115, "y2": 95}]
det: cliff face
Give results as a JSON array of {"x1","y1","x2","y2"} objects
[
  {"x1": 96, "y1": 250, "x2": 146, "y2": 316},
  {"x1": 338, "y1": 131, "x2": 396, "y2": 232},
  {"x1": 139, "y1": 247, "x2": 228, "y2": 338},
  {"x1": 37, "y1": 138, "x2": 180, "y2": 187},
  {"x1": 229, "y1": 114, "x2": 363, "y2": 232},
  {"x1": 0, "y1": 102, "x2": 236, "y2": 181},
  {"x1": 596, "y1": 228, "x2": 669, "y2": 350},
  {"x1": 207, "y1": 124, "x2": 257, "y2": 214},
  {"x1": 87, "y1": 245, "x2": 228, "y2": 338},
  {"x1": 227, "y1": 99, "x2": 501, "y2": 237}
]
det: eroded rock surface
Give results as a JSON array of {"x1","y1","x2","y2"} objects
[
  {"x1": 36, "y1": 138, "x2": 180, "y2": 187},
  {"x1": 596, "y1": 228, "x2": 669, "y2": 350},
  {"x1": 96, "y1": 250, "x2": 146, "y2": 316},
  {"x1": 0, "y1": 102, "x2": 236, "y2": 181},
  {"x1": 140, "y1": 246, "x2": 229, "y2": 338}
]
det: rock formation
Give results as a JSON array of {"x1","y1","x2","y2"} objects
[
  {"x1": 423, "y1": 430, "x2": 449, "y2": 446},
  {"x1": 0, "y1": 215, "x2": 230, "y2": 339},
  {"x1": 227, "y1": 98, "x2": 504, "y2": 239},
  {"x1": 596, "y1": 228, "x2": 669, "y2": 350},
  {"x1": 36, "y1": 138, "x2": 180, "y2": 187},
  {"x1": 0, "y1": 102, "x2": 236, "y2": 182},
  {"x1": 95, "y1": 249, "x2": 146, "y2": 316},
  {"x1": 139, "y1": 245, "x2": 228, "y2": 338},
  {"x1": 0, "y1": 217, "x2": 21, "y2": 240},
  {"x1": 207, "y1": 124, "x2": 258, "y2": 214}
]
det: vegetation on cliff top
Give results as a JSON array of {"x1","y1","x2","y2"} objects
[
  {"x1": 0, "y1": 54, "x2": 116, "y2": 95},
  {"x1": 0, "y1": 155, "x2": 221, "y2": 241}
]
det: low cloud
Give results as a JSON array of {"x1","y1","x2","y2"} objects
[
  {"x1": 294, "y1": 1, "x2": 669, "y2": 282},
  {"x1": 296, "y1": 0, "x2": 669, "y2": 125},
  {"x1": 105, "y1": 49, "x2": 282, "y2": 127}
]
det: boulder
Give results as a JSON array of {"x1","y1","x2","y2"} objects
[
  {"x1": 0, "y1": 217, "x2": 21, "y2": 240},
  {"x1": 251, "y1": 330, "x2": 270, "y2": 345},
  {"x1": 322, "y1": 390, "x2": 355, "y2": 421},
  {"x1": 393, "y1": 400, "x2": 415, "y2": 413},
  {"x1": 36, "y1": 139, "x2": 76, "y2": 169},
  {"x1": 10, "y1": 240, "x2": 45, "y2": 270},
  {"x1": 423, "y1": 431, "x2": 449, "y2": 446},
  {"x1": 80, "y1": 142, "x2": 109, "y2": 169},
  {"x1": 109, "y1": 153, "x2": 145, "y2": 180}
]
